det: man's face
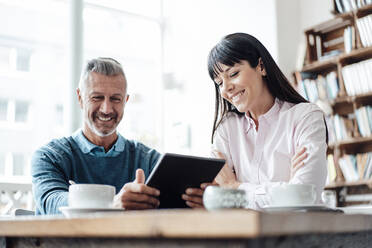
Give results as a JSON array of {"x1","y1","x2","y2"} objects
[{"x1": 78, "y1": 72, "x2": 128, "y2": 139}]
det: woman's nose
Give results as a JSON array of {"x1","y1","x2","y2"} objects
[{"x1": 221, "y1": 80, "x2": 233, "y2": 93}]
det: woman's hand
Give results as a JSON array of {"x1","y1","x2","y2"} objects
[
  {"x1": 290, "y1": 147, "x2": 308, "y2": 178},
  {"x1": 213, "y1": 150, "x2": 241, "y2": 189},
  {"x1": 182, "y1": 183, "x2": 215, "y2": 208}
]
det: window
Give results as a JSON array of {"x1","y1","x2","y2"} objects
[
  {"x1": 15, "y1": 48, "x2": 31, "y2": 72},
  {"x1": 0, "y1": 0, "x2": 68, "y2": 180},
  {"x1": 83, "y1": 1, "x2": 163, "y2": 149},
  {"x1": 14, "y1": 101, "x2": 29, "y2": 123},
  {"x1": 0, "y1": 99, "x2": 7, "y2": 121},
  {"x1": 0, "y1": 46, "x2": 11, "y2": 72},
  {"x1": 0, "y1": 153, "x2": 5, "y2": 176},
  {"x1": 12, "y1": 153, "x2": 25, "y2": 176},
  {"x1": 55, "y1": 104, "x2": 63, "y2": 126}
]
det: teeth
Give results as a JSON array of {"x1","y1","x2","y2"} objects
[
  {"x1": 232, "y1": 91, "x2": 244, "y2": 102},
  {"x1": 97, "y1": 116, "x2": 112, "y2": 121}
]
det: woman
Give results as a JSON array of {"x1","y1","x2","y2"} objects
[{"x1": 205, "y1": 33, "x2": 327, "y2": 210}]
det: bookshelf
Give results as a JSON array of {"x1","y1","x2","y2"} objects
[{"x1": 294, "y1": 2, "x2": 372, "y2": 207}]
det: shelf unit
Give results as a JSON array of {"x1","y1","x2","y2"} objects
[{"x1": 295, "y1": 3, "x2": 372, "y2": 206}]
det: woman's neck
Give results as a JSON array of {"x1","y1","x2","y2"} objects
[{"x1": 248, "y1": 93, "x2": 275, "y2": 130}]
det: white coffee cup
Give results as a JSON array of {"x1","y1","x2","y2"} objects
[
  {"x1": 68, "y1": 184, "x2": 116, "y2": 208},
  {"x1": 269, "y1": 184, "x2": 316, "y2": 206},
  {"x1": 203, "y1": 186, "x2": 248, "y2": 210}
]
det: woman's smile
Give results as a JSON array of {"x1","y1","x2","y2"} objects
[{"x1": 230, "y1": 89, "x2": 245, "y2": 103}]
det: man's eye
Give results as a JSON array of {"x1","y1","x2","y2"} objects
[
  {"x1": 92, "y1": 96, "x2": 103, "y2": 100},
  {"x1": 111, "y1": 97, "x2": 122, "y2": 102},
  {"x1": 230, "y1": 71, "x2": 239, "y2": 77}
]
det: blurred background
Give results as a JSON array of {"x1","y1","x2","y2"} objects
[{"x1": 0, "y1": 0, "x2": 332, "y2": 184}]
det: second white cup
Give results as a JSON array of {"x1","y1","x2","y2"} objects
[{"x1": 269, "y1": 184, "x2": 316, "y2": 206}]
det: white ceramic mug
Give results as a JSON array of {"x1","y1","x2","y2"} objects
[
  {"x1": 68, "y1": 184, "x2": 116, "y2": 208},
  {"x1": 269, "y1": 184, "x2": 316, "y2": 206},
  {"x1": 203, "y1": 186, "x2": 248, "y2": 210}
]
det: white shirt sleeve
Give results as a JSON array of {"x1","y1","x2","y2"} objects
[{"x1": 212, "y1": 124, "x2": 235, "y2": 170}]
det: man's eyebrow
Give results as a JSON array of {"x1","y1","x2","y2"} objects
[
  {"x1": 111, "y1": 94, "x2": 123, "y2": 97},
  {"x1": 89, "y1": 92, "x2": 123, "y2": 97},
  {"x1": 89, "y1": 91, "x2": 103, "y2": 95}
]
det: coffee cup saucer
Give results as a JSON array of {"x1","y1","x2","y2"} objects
[
  {"x1": 59, "y1": 206, "x2": 124, "y2": 217},
  {"x1": 262, "y1": 203, "x2": 327, "y2": 212}
]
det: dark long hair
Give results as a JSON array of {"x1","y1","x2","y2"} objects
[{"x1": 207, "y1": 33, "x2": 309, "y2": 143}]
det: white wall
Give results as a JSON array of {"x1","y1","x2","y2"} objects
[
  {"x1": 162, "y1": 0, "x2": 278, "y2": 156},
  {"x1": 275, "y1": 0, "x2": 333, "y2": 79}
]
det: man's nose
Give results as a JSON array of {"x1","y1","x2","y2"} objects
[{"x1": 100, "y1": 99, "x2": 113, "y2": 114}]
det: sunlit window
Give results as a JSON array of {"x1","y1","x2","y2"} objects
[
  {"x1": 0, "y1": 0, "x2": 68, "y2": 181},
  {"x1": 0, "y1": 99, "x2": 7, "y2": 121},
  {"x1": 14, "y1": 101, "x2": 29, "y2": 123},
  {"x1": 0, "y1": 153, "x2": 5, "y2": 176},
  {"x1": 15, "y1": 48, "x2": 31, "y2": 72},
  {"x1": 12, "y1": 153, "x2": 25, "y2": 176},
  {"x1": 83, "y1": 0, "x2": 163, "y2": 149}
]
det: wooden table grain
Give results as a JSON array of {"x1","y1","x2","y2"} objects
[{"x1": 1, "y1": 209, "x2": 372, "y2": 247}]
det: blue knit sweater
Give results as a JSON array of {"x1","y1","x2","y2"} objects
[{"x1": 31, "y1": 130, "x2": 160, "y2": 215}]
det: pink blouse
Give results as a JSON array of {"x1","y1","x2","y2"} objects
[{"x1": 212, "y1": 98, "x2": 328, "y2": 209}]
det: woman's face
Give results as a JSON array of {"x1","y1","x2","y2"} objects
[{"x1": 214, "y1": 60, "x2": 268, "y2": 114}]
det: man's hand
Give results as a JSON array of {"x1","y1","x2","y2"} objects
[
  {"x1": 113, "y1": 169, "x2": 160, "y2": 210},
  {"x1": 213, "y1": 150, "x2": 241, "y2": 189},
  {"x1": 290, "y1": 147, "x2": 308, "y2": 179}
]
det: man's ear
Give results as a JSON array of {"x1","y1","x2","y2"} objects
[
  {"x1": 258, "y1": 57, "x2": 267, "y2": 76},
  {"x1": 76, "y1": 88, "x2": 83, "y2": 108}
]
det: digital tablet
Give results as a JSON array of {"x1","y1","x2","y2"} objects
[{"x1": 145, "y1": 153, "x2": 225, "y2": 209}]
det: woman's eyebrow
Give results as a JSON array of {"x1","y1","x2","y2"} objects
[{"x1": 223, "y1": 67, "x2": 232, "y2": 73}]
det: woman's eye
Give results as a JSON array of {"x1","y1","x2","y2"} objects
[
  {"x1": 230, "y1": 71, "x2": 239, "y2": 77},
  {"x1": 216, "y1": 81, "x2": 223, "y2": 87}
]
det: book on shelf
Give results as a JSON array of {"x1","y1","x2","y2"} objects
[
  {"x1": 333, "y1": 114, "x2": 357, "y2": 141},
  {"x1": 334, "y1": 0, "x2": 372, "y2": 14},
  {"x1": 356, "y1": 14, "x2": 372, "y2": 47},
  {"x1": 319, "y1": 50, "x2": 342, "y2": 61},
  {"x1": 343, "y1": 26, "x2": 355, "y2": 53},
  {"x1": 295, "y1": 71, "x2": 340, "y2": 102},
  {"x1": 326, "y1": 117, "x2": 337, "y2": 143},
  {"x1": 355, "y1": 106, "x2": 372, "y2": 137},
  {"x1": 338, "y1": 152, "x2": 372, "y2": 182},
  {"x1": 327, "y1": 154, "x2": 337, "y2": 183},
  {"x1": 341, "y1": 58, "x2": 372, "y2": 96}
]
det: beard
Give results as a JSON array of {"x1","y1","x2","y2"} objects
[{"x1": 86, "y1": 111, "x2": 119, "y2": 137}]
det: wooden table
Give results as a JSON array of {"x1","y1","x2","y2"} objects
[{"x1": 1, "y1": 209, "x2": 372, "y2": 247}]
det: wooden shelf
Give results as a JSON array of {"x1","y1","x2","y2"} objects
[
  {"x1": 308, "y1": 2, "x2": 372, "y2": 207},
  {"x1": 356, "y1": 3, "x2": 372, "y2": 17},
  {"x1": 302, "y1": 46, "x2": 372, "y2": 73},
  {"x1": 325, "y1": 179, "x2": 372, "y2": 189},
  {"x1": 302, "y1": 59, "x2": 338, "y2": 73},
  {"x1": 305, "y1": 15, "x2": 353, "y2": 34},
  {"x1": 339, "y1": 46, "x2": 372, "y2": 64},
  {"x1": 325, "y1": 180, "x2": 371, "y2": 189},
  {"x1": 331, "y1": 92, "x2": 372, "y2": 114},
  {"x1": 328, "y1": 136, "x2": 372, "y2": 154},
  {"x1": 332, "y1": 3, "x2": 372, "y2": 18}
]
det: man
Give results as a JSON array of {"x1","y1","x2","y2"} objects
[{"x1": 32, "y1": 57, "x2": 168, "y2": 214}]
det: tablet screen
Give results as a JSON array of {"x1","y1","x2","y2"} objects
[{"x1": 145, "y1": 153, "x2": 225, "y2": 208}]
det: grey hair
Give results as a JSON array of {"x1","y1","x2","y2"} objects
[{"x1": 78, "y1": 57, "x2": 126, "y2": 92}]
